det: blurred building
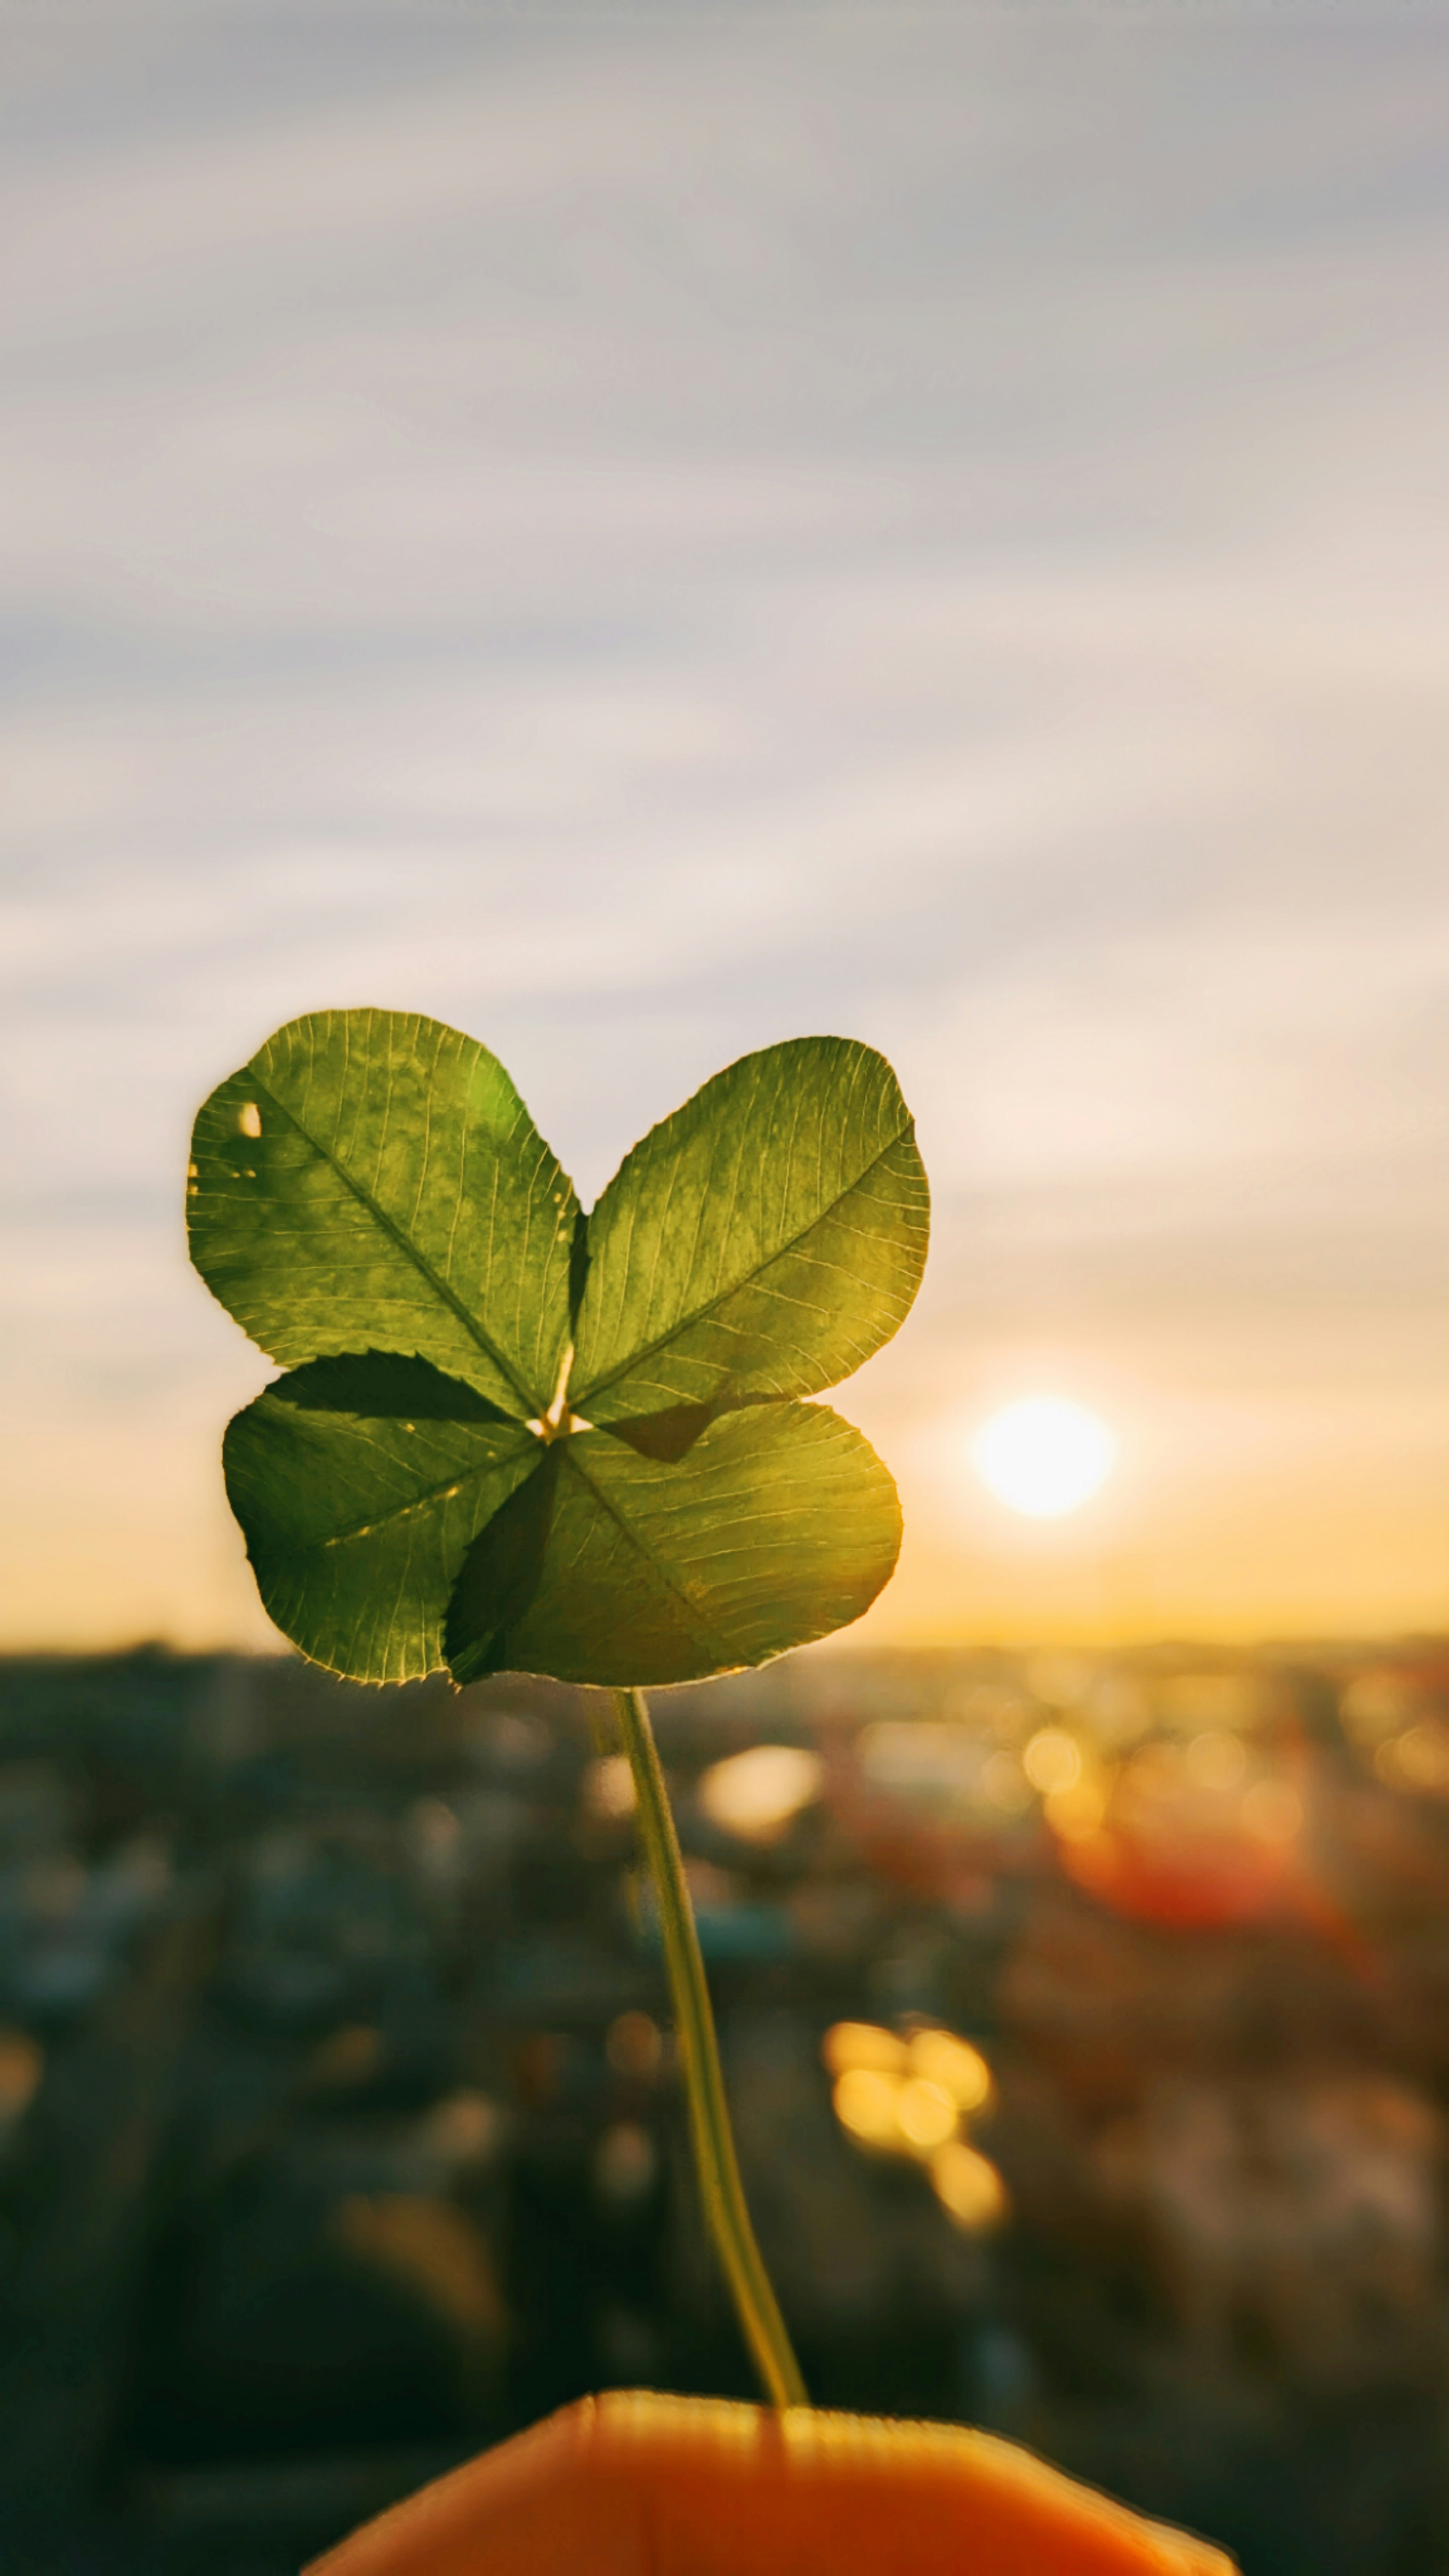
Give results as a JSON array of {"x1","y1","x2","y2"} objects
[{"x1": 0, "y1": 1640, "x2": 1447, "y2": 2573}]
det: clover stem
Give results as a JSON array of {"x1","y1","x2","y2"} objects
[{"x1": 612, "y1": 1685, "x2": 807, "y2": 2411}]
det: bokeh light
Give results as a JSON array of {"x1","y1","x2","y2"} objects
[
  {"x1": 930, "y1": 2141, "x2": 1009, "y2": 2234},
  {"x1": 697, "y1": 1744, "x2": 823, "y2": 1844},
  {"x1": 825, "y1": 2021, "x2": 996, "y2": 2165}
]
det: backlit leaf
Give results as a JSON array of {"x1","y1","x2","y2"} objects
[
  {"x1": 189, "y1": 1009, "x2": 578, "y2": 1417},
  {"x1": 223, "y1": 1352, "x2": 540, "y2": 1683},
  {"x1": 445, "y1": 1402, "x2": 901, "y2": 1689},
  {"x1": 572, "y1": 1038, "x2": 928, "y2": 1426}
]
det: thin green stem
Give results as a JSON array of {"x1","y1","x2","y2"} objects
[{"x1": 613, "y1": 1685, "x2": 807, "y2": 2411}]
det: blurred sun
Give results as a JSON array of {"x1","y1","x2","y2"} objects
[{"x1": 971, "y1": 1397, "x2": 1117, "y2": 1520}]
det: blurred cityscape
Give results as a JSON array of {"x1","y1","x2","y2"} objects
[{"x1": 0, "y1": 1640, "x2": 1447, "y2": 2574}]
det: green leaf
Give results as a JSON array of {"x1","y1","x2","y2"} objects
[
  {"x1": 572, "y1": 1037, "x2": 928, "y2": 1425},
  {"x1": 445, "y1": 1401, "x2": 901, "y2": 1689},
  {"x1": 223, "y1": 1352, "x2": 541, "y2": 1682},
  {"x1": 190, "y1": 1015, "x2": 928, "y2": 1692},
  {"x1": 189, "y1": 1009, "x2": 578, "y2": 1417}
]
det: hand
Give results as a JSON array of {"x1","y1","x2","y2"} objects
[{"x1": 306, "y1": 2390, "x2": 1234, "y2": 2576}]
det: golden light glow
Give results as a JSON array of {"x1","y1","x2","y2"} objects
[
  {"x1": 908, "y1": 2027, "x2": 993, "y2": 2115},
  {"x1": 697, "y1": 1744, "x2": 824, "y2": 1844},
  {"x1": 930, "y1": 2141, "x2": 1009, "y2": 2233},
  {"x1": 1341, "y1": 1673, "x2": 1415, "y2": 1745},
  {"x1": 1022, "y1": 1727, "x2": 1081, "y2": 1794},
  {"x1": 1383, "y1": 1721, "x2": 1449, "y2": 1792},
  {"x1": 823, "y1": 2021, "x2": 908, "y2": 2079},
  {"x1": 1185, "y1": 1729, "x2": 1248, "y2": 1792},
  {"x1": 1044, "y1": 1778, "x2": 1109, "y2": 1843},
  {"x1": 895, "y1": 2077, "x2": 958, "y2": 2150},
  {"x1": 824, "y1": 2022, "x2": 996, "y2": 2165},
  {"x1": 1241, "y1": 1778, "x2": 1303, "y2": 1843},
  {"x1": 971, "y1": 1396, "x2": 1117, "y2": 1519},
  {"x1": 833, "y1": 2066, "x2": 904, "y2": 2147}
]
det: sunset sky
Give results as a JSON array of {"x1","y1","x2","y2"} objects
[{"x1": 4, "y1": 3, "x2": 1449, "y2": 1654}]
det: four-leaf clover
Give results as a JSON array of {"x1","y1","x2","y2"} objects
[{"x1": 189, "y1": 1011, "x2": 929, "y2": 1690}]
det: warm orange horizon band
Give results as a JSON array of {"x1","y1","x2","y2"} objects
[{"x1": 306, "y1": 2390, "x2": 1234, "y2": 2576}]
